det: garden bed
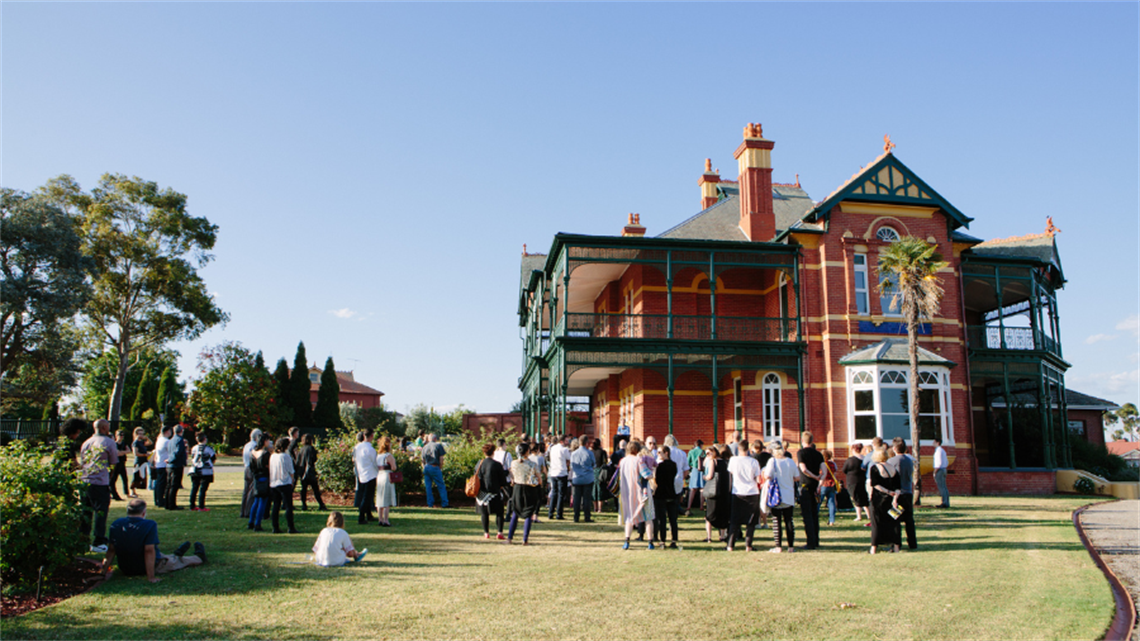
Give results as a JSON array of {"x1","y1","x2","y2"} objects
[{"x1": 1, "y1": 558, "x2": 106, "y2": 618}]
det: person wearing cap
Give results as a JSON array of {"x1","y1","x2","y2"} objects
[{"x1": 102, "y1": 499, "x2": 205, "y2": 583}]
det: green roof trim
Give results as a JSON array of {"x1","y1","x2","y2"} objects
[
  {"x1": 838, "y1": 338, "x2": 957, "y2": 367},
  {"x1": 803, "y1": 153, "x2": 974, "y2": 230}
]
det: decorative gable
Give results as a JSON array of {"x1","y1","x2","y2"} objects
[{"x1": 849, "y1": 163, "x2": 933, "y2": 200}]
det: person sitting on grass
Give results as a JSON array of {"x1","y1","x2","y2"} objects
[
  {"x1": 312, "y1": 512, "x2": 367, "y2": 567},
  {"x1": 101, "y1": 499, "x2": 206, "y2": 583}
]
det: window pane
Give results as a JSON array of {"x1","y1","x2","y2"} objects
[
  {"x1": 855, "y1": 390, "x2": 874, "y2": 412},
  {"x1": 857, "y1": 293, "x2": 869, "y2": 315},
  {"x1": 882, "y1": 388, "x2": 908, "y2": 414},
  {"x1": 854, "y1": 272, "x2": 866, "y2": 290},
  {"x1": 881, "y1": 414, "x2": 910, "y2": 441},
  {"x1": 735, "y1": 406, "x2": 742, "y2": 421},
  {"x1": 919, "y1": 415, "x2": 938, "y2": 441},
  {"x1": 855, "y1": 415, "x2": 877, "y2": 439},
  {"x1": 919, "y1": 389, "x2": 939, "y2": 414}
]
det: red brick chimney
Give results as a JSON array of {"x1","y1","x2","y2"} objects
[
  {"x1": 698, "y1": 158, "x2": 720, "y2": 210},
  {"x1": 622, "y1": 213, "x2": 645, "y2": 237},
  {"x1": 733, "y1": 123, "x2": 775, "y2": 242}
]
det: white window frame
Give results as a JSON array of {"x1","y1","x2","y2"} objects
[
  {"x1": 762, "y1": 373, "x2": 781, "y2": 439},
  {"x1": 876, "y1": 226, "x2": 900, "y2": 242},
  {"x1": 853, "y1": 254, "x2": 870, "y2": 316},
  {"x1": 845, "y1": 364, "x2": 953, "y2": 446}
]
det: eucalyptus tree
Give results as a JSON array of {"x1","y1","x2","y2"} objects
[
  {"x1": 0, "y1": 188, "x2": 92, "y2": 411},
  {"x1": 43, "y1": 174, "x2": 226, "y2": 422},
  {"x1": 878, "y1": 236, "x2": 948, "y2": 501}
]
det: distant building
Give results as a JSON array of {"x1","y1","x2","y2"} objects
[
  {"x1": 295, "y1": 366, "x2": 385, "y2": 409},
  {"x1": 1106, "y1": 441, "x2": 1140, "y2": 468}
]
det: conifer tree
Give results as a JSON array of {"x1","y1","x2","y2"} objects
[
  {"x1": 155, "y1": 366, "x2": 181, "y2": 426},
  {"x1": 289, "y1": 342, "x2": 313, "y2": 427},
  {"x1": 273, "y1": 358, "x2": 294, "y2": 428},
  {"x1": 312, "y1": 356, "x2": 343, "y2": 429},
  {"x1": 254, "y1": 350, "x2": 266, "y2": 372},
  {"x1": 129, "y1": 364, "x2": 156, "y2": 420}
]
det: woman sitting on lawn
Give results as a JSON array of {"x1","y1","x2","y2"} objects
[
  {"x1": 507, "y1": 442, "x2": 541, "y2": 545},
  {"x1": 312, "y1": 512, "x2": 366, "y2": 566}
]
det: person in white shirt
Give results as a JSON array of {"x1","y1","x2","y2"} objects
[
  {"x1": 312, "y1": 512, "x2": 366, "y2": 567},
  {"x1": 933, "y1": 438, "x2": 950, "y2": 508},
  {"x1": 492, "y1": 438, "x2": 513, "y2": 471},
  {"x1": 726, "y1": 439, "x2": 762, "y2": 552},
  {"x1": 546, "y1": 435, "x2": 572, "y2": 520},
  {"x1": 352, "y1": 430, "x2": 379, "y2": 524},
  {"x1": 762, "y1": 442, "x2": 801, "y2": 553},
  {"x1": 269, "y1": 437, "x2": 298, "y2": 534},
  {"x1": 188, "y1": 433, "x2": 217, "y2": 511},
  {"x1": 151, "y1": 426, "x2": 173, "y2": 509},
  {"x1": 663, "y1": 434, "x2": 689, "y2": 496}
]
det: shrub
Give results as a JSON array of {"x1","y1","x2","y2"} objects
[
  {"x1": 1, "y1": 438, "x2": 87, "y2": 587},
  {"x1": 1072, "y1": 477, "x2": 1096, "y2": 495},
  {"x1": 393, "y1": 450, "x2": 423, "y2": 503},
  {"x1": 440, "y1": 426, "x2": 521, "y2": 492},
  {"x1": 1070, "y1": 436, "x2": 1137, "y2": 482},
  {"x1": 314, "y1": 430, "x2": 356, "y2": 496}
]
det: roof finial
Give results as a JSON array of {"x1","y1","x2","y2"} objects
[
  {"x1": 1045, "y1": 217, "x2": 1061, "y2": 236},
  {"x1": 794, "y1": 173, "x2": 801, "y2": 187},
  {"x1": 883, "y1": 134, "x2": 896, "y2": 154},
  {"x1": 522, "y1": 243, "x2": 528, "y2": 255},
  {"x1": 704, "y1": 158, "x2": 712, "y2": 173}
]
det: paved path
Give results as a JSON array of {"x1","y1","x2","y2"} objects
[{"x1": 1080, "y1": 500, "x2": 1140, "y2": 638}]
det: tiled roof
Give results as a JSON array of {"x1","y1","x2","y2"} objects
[
  {"x1": 292, "y1": 368, "x2": 384, "y2": 396},
  {"x1": 968, "y1": 232, "x2": 1057, "y2": 263},
  {"x1": 837, "y1": 338, "x2": 956, "y2": 366},
  {"x1": 1106, "y1": 441, "x2": 1140, "y2": 457},
  {"x1": 951, "y1": 229, "x2": 983, "y2": 243},
  {"x1": 1065, "y1": 388, "x2": 1119, "y2": 410},
  {"x1": 520, "y1": 253, "x2": 546, "y2": 290},
  {"x1": 657, "y1": 184, "x2": 815, "y2": 242}
]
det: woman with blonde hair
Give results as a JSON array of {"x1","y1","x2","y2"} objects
[
  {"x1": 869, "y1": 447, "x2": 901, "y2": 554},
  {"x1": 312, "y1": 512, "x2": 366, "y2": 566},
  {"x1": 761, "y1": 442, "x2": 800, "y2": 553},
  {"x1": 375, "y1": 435, "x2": 397, "y2": 527}
]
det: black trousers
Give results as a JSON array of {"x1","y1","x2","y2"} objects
[
  {"x1": 548, "y1": 476, "x2": 569, "y2": 518},
  {"x1": 357, "y1": 479, "x2": 376, "y2": 523},
  {"x1": 479, "y1": 495, "x2": 504, "y2": 533},
  {"x1": 727, "y1": 494, "x2": 760, "y2": 549},
  {"x1": 300, "y1": 476, "x2": 325, "y2": 509},
  {"x1": 270, "y1": 485, "x2": 295, "y2": 532},
  {"x1": 189, "y1": 474, "x2": 212, "y2": 509},
  {"x1": 165, "y1": 466, "x2": 184, "y2": 508},
  {"x1": 800, "y1": 485, "x2": 820, "y2": 548},
  {"x1": 81, "y1": 483, "x2": 112, "y2": 546},
  {"x1": 571, "y1": 483, "x2": 593, "y2": 522},
  {"x1": 153, "y1": 467, "x2": 168, "y2": 508},
  {"x1": 896, "y1": 492, "x2": 917, "y2": 549},
  {"x1": 771, "y1": 505, "x2": 795, "y2": 548},
  {"x1": 654, "y1": 496, "x2": 679, "y2": 542},
  {"x1": 111, "y1": 463, "x2": 129, "y2": 498}
]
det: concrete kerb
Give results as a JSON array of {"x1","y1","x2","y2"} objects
[{"x1": 1073, "y1": 500, "x2": 1137, "y2": 641}]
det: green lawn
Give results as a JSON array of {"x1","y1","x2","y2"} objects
[{"x1": 3, "y1": 471, "x2": 1114, "y2": 640}]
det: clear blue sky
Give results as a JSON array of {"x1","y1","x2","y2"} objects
[{"x1": 4, "y1": 3, "x2": 1138, "y2": 413}]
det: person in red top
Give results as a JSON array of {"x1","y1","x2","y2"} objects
[{"x1": 818, "y1": 449, "x2": 840, "y2": 526}]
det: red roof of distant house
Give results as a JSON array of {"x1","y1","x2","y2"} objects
[{"x1": 1106, "y1": 441, "x2": 1140, "y2": 457}]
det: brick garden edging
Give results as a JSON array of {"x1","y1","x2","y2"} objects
[{"x1": 1073, "y1": 501, "x2": 1136, "y2": 641}]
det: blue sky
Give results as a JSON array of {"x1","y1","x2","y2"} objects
[{"x1": 4, "y1": 2, "x2": 1138, "y2": 413}]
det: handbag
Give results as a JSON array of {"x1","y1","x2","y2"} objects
[
  {"x1": 766, "y1": 476, "x2": 782, "y2": 509},
  {"x1": 389, "y1": 471, "x2": 404, "y2": 483},
  {"x1": 701, "y1": 470, "x2": 717, "y2": 499},
  {"x1": 465, "y1": 460, "x2": 484, "y2": 498}
]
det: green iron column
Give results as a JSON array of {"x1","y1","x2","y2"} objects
[
  {"x1": 797, "y1": 352, "x2": 806, "y2": 441},
  {"x1": 995, "y1": 268, "x2": 1005, "y2": 349},
  {"x1": 709, "y1": 253, "x2": 717, "y2": 340},
  {"x1": 666, "y1": 250, "x2": 674, "y2": 339},
  {"x1": 711, "y1": 358, "x2": 719, "y2": 444},
  {"x1": 667, "y1": 354, "x2": 675, "y2": 435},
  {"x1": 1037, "y1": 361, "x2": 1054, "y2": 469},
  {"x1": 1002, "y1": 362, "x2": 1016, "y2": 469}
]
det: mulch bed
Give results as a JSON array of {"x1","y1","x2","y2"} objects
[{"x1": 2, "y1": 558, "x2": 106, "y2": 618}]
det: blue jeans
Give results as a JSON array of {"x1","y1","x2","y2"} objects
[
  {"x1": 818, "y1": 486, "x2": 837, "y2": 525},
  {"x1": 423, "y1": 465, "x2": 448, "y2": 507},
  {"x1": 935, "y1": 468, "x2": 949, "y2": 506}
]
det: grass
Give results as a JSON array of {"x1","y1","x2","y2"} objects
[{"x1": 2, "y1": 471, "x2": 1114, "y2": 640}]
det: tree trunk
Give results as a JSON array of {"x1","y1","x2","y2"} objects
[
  {"x1": 907, "y1": 310, "x2": 922, "y2": 506},
  {"x1": 108, "y1": 338, "x2": 132, "y2": 422}
]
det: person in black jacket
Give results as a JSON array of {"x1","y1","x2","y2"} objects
[
  {"x1": 165, "y1": 425, "x2": 188, "y2": 510},
  {"x1": 654, "y1": 447, "x2": 679, "y2": 548},
  {"x1": 297, "y1": 434, "x2": 327, "y2": 511},
  {"x1": 475, "y1": 443, "x2": 508, "y2": 540}
]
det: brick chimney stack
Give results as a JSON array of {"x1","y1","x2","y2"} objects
[
  {"x1": 699, "y1": 158, "x2": 720, "y2": 210},
  {"x1": 733, "y1": 123, "x2": 775, "y2": 242},
  {"x1": 622, "y1": 213, "x2": 645, "y2": 237}
]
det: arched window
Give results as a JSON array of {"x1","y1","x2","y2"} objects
[
  {"x1": 877, "y1": 226, "x2": 900, "y2": 242},
  {"x1": 762, "y1": 373, "x2": 781, "y2": 439}
]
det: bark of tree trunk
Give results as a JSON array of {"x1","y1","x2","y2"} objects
[
  {"x1": 108, "y1": 338, "x2": 132, "y2": 422},
  {"x1": 907, "y1": 310, "x2": 922, "y2": 506}
]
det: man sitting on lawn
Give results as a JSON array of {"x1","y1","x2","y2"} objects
[{"x1": 101, "y1": 499, "x2": 206, "y2": 583}]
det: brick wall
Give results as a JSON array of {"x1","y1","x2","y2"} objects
[{"x1": 976, "y1": 470, "x2": 1056, "y2": 495}]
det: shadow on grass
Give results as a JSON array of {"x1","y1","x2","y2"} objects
[{"x1": 5, "y1": 608, "x2": 340, "y2": 640}]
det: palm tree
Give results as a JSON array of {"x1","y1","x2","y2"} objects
[{"x1": 878, "y1": 237, "x2": 948, "y2": 504}]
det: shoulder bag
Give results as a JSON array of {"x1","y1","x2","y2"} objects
[
  {"x1": 701, "y1": 463, "x2": 718, "y2": 499},
  {"x1": 388, "y1": 455, "x2": 404, "y2": 483},
  {"x1": 465, "y1": 460, "x2": 484, "y2": 498}
]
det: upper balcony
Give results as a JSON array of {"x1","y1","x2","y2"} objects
[
  {"x1": 560, "y1": 312, "x2": 799, "y2": 342},
  {"x1": 961, "y1": 258, "x2": 1064, "y2": 362}
]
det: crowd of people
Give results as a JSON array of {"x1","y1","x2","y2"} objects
[{"x1": 463, "y1": 429, "x2": 937, "y2": 554}]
